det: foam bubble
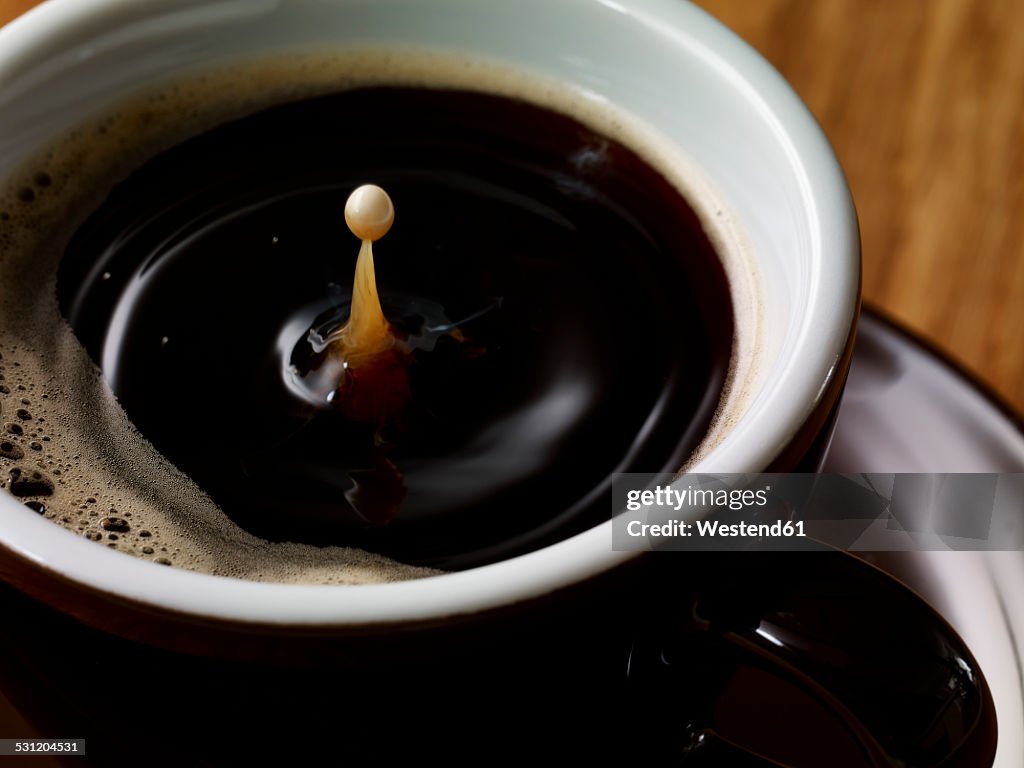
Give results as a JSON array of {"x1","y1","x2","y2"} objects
[{"x1": 0, "y1": 49, "x2": 759, "y2": 584}]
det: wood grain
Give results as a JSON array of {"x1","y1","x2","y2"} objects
[
  {"x1": 693, "y1": 0, "x2": 1024, "y2": 414},
  {"x1": 3, "y1": 0, "x2": 1023, "y2": 413}
]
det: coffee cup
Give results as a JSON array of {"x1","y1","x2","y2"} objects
[{"x1": 0, "y1": 0, "x2": 859, "y2": 651}]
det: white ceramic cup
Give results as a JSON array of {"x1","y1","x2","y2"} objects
[{"x1": 0, "y1": 0, "x2": 859, "y2": 640}]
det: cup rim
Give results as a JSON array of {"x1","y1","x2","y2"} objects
[{"x1": 0, "y1": 0, "x2": 860, "y2": 629}]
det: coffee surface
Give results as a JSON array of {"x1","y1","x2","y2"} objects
[
  {"x1": 0, "y1": 52, "x2": 753, "y2": 581},
  {"x1": 57, "y1": 87, "x2": 733, "y2": 569}
]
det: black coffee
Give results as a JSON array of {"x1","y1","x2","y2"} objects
[{"x1": 56, "y1": 87, "x2": 733, "y2": 570}]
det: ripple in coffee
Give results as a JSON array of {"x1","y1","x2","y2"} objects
[{"x1": 0, "y1": 52, "x2": 751, "y2": 580}]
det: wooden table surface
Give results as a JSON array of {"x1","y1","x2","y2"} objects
[
  {"x1": 693, "y1": 0, "x2": 1024, "y2": 417},
  {"x1": 3, "y1": 0, "x2": 1023, "y2": 414}
]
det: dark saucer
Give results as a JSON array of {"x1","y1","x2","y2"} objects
[{"x1": 825, "y1": 308, "x2": 1024, "y2": 768}]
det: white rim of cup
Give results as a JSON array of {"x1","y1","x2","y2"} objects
[{"x1": 0, "y1": 0, "x2": 859, "y2": 627}]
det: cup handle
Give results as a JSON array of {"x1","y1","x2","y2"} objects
[{"x1": 625, "y1": 552, "x2": 997, "y2": 767}]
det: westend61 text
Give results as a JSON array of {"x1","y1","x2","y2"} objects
[
  {"x1": 613, "y1": 473, "x2": 1024, "y2": 552},
  {"x1": 626, "y1": 519, "x2": 806, "y2": 538}
]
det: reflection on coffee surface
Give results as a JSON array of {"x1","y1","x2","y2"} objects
[{"x1": 0, "y1": 53, "x2": 754, "y2": 580}]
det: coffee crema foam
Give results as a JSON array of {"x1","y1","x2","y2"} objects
[{"x1": 0, "y1": 49, "x2": 759, "y2": 584}]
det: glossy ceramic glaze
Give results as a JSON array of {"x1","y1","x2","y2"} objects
[{"x1": 0, "y1": 0, "x2": 859, "y2": 630}]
